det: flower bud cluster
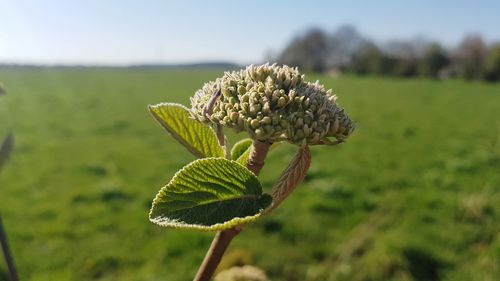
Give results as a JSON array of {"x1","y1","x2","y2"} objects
[{"x1": 190, "y1": 63, "x2": 354, "y2": 145}]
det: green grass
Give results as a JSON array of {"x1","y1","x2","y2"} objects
[{"x1": 0, "y1": 69, "x2": 499, "y2": 281}]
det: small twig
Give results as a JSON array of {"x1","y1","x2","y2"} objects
[
  {"x1": 203, "y1": 89, "x2": 227, "y2": 155},
  {"x1": 216, "y1": 125, "x2": 225, "y2": 147},
  {"x1": 193, "y1": 140, "x2": 272, "y2": 281},
  {"x1": 203, "y1": 89, "x2": 221, "y2": 117},
  {"x1": 0, "y1": 214, "x2": 18, "y2": 281}
]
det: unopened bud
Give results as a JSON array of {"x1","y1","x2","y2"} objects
[
  {"x1": 230, "y1": 112, "x2": 239, "y2": 122},
  {"x1": 255, "y1": 128, "x2": 265, "y2": 139},
  {"x1": 303, "y1": 124, "x2": 311, "y2": 136},
  {"x1": 238, "y1": 85, "x2": 246, "y2": 95},
  {"x1": 250, "y1": 119, "x2": 260, "y2": 129},
  {"x1": 261, "y1": 116, "x2": 272, "y2": 125},
  {"x1": 190, "y1": 63, "x2": 354, "y2": 145},
  {"x1": 280, "y1": 119, "x2": 289, "y2": 128},
  {"x1": 278, "y1": 96, "x2": 287, "y2": 108},
  {"x1": 262, "y1": 102, "x2": 270, "y2": 114},
  {"x1": 296, "y1": 118, "x2": 304, "y2": 127}
]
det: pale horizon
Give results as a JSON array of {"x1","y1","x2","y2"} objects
[{"x1": 1, "y1": 0, "x2": 500, "y2": 65}]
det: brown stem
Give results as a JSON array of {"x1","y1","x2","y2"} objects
[
  {"x1": 246, "y1": 140, "x2": 272, "y2": 175},
  {"x1": 192, "y1": 227, "x2": 241, "y2": 281},
  {"x1": 193, "y1": 140, "x2": 272, "y2": 281},
  {"x1": 216, "y1": 125, "x2": 224, "y2": 147}
]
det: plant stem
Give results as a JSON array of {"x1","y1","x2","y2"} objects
[
  {"x1": 0, "y1": 214, "x2": 18, "y2": 281},
  {"x1": 193, "y1": 140, "x2": 272, "y2": 281},
  {"x1": 192, "y1": 227, "x2": 241, "y2": 281},
  {"x1": 246, "y1": 140, "x2": 272, "y2": 175}
]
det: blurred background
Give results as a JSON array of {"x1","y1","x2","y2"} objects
[{"x1": 0, "y1": 1, "x2": 499, "y2": 280}]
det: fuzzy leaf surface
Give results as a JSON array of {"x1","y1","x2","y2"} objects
[
  {"x1": 149, "y1": 158, "x2": 272, "y2": 230},
  {"x1": 268, "y1": 146, "x2": 311, "y2": 212},
  {"x1": 231, "y1": 138, "x2": 253, "y2": 160},
  {"x1": 149, "y1": 103, "x2": 223, "y2": 158}
]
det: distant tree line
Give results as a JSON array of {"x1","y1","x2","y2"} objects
[{"x1": 275, "y1": 25, "x2": 500, "y2": 82}]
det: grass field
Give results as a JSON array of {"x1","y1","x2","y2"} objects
[{"x1": 0, "y1": 69, "x2": 499, "y2": 281}]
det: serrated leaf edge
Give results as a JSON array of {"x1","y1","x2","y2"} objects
[
  {"x1": 150, "y1": 212, "x2": 265, "y2": 231},
  {"x1": 148, "y1": 102, "x2": 224, "y2": 158},
  {"x1": 266, "y1": 146, "x2": 311, "y2": 213},
  {"x1": 149, "y1": 157, "x2": 271, "y2": 231}
]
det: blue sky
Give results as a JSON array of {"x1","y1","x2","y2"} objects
[{"x1": 1, "y1": 0, "x2": 499, "y2": 65}]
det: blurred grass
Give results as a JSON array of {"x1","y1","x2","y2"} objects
[{"x1": 0, "y1": 69, "x2": 499, "y2": 281}]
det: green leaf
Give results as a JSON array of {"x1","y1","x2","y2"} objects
[
  {"x1": 149, "y1": 158, "x2": 272, "y2": 230},
  {"x1": 149, "y1": 103, "x2": 224, "y2": 158},
  {"x1": 231, "y1": 138, "x2": 253, "y2": 160}
]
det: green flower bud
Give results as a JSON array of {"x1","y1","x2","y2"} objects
[
  {"x1": 230, "y1": 112, "x2": 239, "y2": 122},
  {"x1": 241, "y1": 94, "x2": 249, "y2": 102},
  {"x1": 294, "y1": 97, "x2": 301, "y2": 105},
  {"x1": 261, "y1": 116, "x2": 272, "y2": 125},
  {"x1": 303, "y1": 124, "x2": 311, "y2": 136},
  {"x1": 272, "y1": 115, "x2": 280, "y2": 125},
  {"x1": 255, "y1": 128, "x2": 265, "y2": 139},
  {"x1": 190, "y1": 63, "x2": 354, "y2": 145},
  {"x1": 222, "y1": 87, "x2": 231, "y2": 97},
  {"x1": 262, "y1": 102, "x2": 270, "y2": 114},
  {"x1": 296, "y1": 118, "x2": 304, "y2": 127},
  {"x1": 257, "y1": 84, "x2": 265, "y2": 93},
  {"x1": 278, "y1": 96, "x2": 287, "y2": 108},
  {"x1": 310, "y1": 132, "x2": 320, "y2": 143},
  {"x1": 329, "y1": 119, "x2": 339, "y2": 135},
  {"x1": 280, "y1": 119, "x2": 289, "y2": 129},
  {"x1": 238, "y1": 85, "x2": 246, "y2": 95},
  {"x1": 249, "y1": 104, "x2": 261, "y2": 115},
  {"x1": 271, "y1": 93, "x2": 279, "y2": 102},
  {"x1": 241, "y1": 102, "x2": 249, "y2": 111},
  {"x1": 250, "y1": 119, "x2": 260, "y2": 129},
  {"x1": 295, "y1": 130, "x2": 304, "y2": 140}
]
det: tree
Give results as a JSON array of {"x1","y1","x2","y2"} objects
[
  {"x1": 277, "y1": 28, "x2": 329, "y2": 72},
  {"x1": 420, "y1": 43, "x2": 449, "y2": 78},
  {"x1": 482, "y1": 43, "x2": 500, "y2": 82},
  {"x1": 277, "y1": 25, "x2": 368, "y2": 72},
  {"x1": 326, "y1": 25, "x2": 368, "y2": 70},
  {"x1": 383, "y1": 40, "x2": 424, "y2": 77},
  {"x1": 350, "y1": 41, "x2": 383, "y2": 75},
  {"x1": 454, "y1": 34, "x2": 487, "y2": 80}
]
